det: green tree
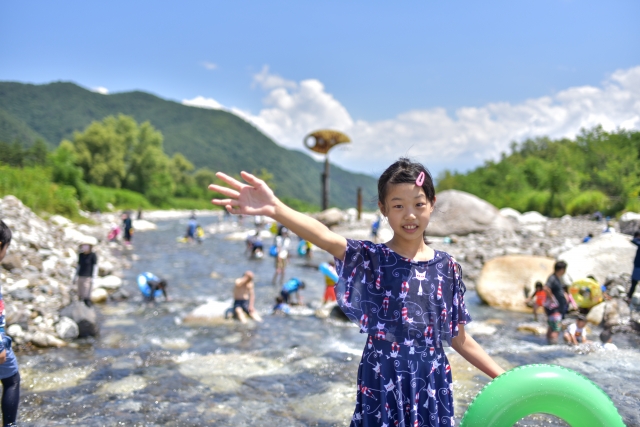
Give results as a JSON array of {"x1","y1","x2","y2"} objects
[{"x1": 170, "y1": 153, "x2": 196, "y2": 197}]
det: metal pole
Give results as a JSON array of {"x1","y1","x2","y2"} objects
[{"x1": 322, "y1": 155, "x2": 330, "y2": 210}]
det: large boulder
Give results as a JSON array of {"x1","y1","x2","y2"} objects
[
  {"x1": 558, "y1": 233, "x2": 636, "y2": 285},
  {"x1": 619, "y1": 212, "x2": 640, "y2": 236},
  {"x1": 60, "y1": 301, "x2": 99, "y2": 338},
  {"x1": 315, "y1": 208, "x2": 346, "y2": 228},
  {"x1": 476, "y1": 255, "x2": 556, "y2": 312},
  {"x1": 427, "y1": 190, "x2": 514, "y2": 236},
  {"x1": 183, "y1": 300, "x2": 230, "y2": 325}
]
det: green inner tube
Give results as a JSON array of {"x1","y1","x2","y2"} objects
[{"x1": 459, "y1": 364, "x2": 625, "y2": 427}]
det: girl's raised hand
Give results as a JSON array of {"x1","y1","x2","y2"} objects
[{"x1": 209, "y1": 171, "x2": 277, "y2": 217}]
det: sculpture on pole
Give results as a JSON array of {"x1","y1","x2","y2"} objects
[{"x1": 303, "y1": 130, "x2": 351, "y2": 210}]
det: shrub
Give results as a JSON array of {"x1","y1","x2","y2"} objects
[{"x1": 566, "y1": 190, "x2": 609, "y2": 216}]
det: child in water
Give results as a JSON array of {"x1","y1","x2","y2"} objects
[
  {"x1": 209, "y1": 157, "x2": 504, "y2": 426},
  {"x1": 526, "y1": 281, "x2": 546, "y2": 321}
]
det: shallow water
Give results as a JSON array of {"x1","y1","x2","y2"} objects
[{"x1": 17, "y1": 217, "x2": 640, "y2": 426}]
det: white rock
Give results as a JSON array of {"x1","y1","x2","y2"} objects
[
  {"x1": 49, "y1": 215, "x2": 72, "y2": 227},
  {"x1": 94, "y1": 275, "x2": 123, "y2": 290},
  {"x1": 63, "y1": 228, "x2": 98, "y2": 245},
  {"x1": 499, "y1": 207, "x2": 522, "y2": 220},
  {"x1": 30, "y1": 331, "x2": 67, "y2": 348},
  {"x1": 132, "y1": 219, "x2": 157, "y2": 231},
  {"x1": 183, "y1": 300, "x2": 231, "y2": 324},
  {"x1": 6, "y1": 324, "x2": 24, "y2": 339},
  {"x1": 90, "y1": 288, "x2": 109, "y2": 304},
  {"x1": 427, "y1": 190, "x2": 514, "y2": 236},
  {"x1": 55, "y1": 317, "x2": 79, "y2": 340},
  {"x1": 559, "y1": 233, "x2": 635, "y2": 285},
  {"x1": 519, "y1": 211, "x2": 548, "y2": 224},
  {"x1": 42, "y1": 256, "x2": 58, "y2": 273}
]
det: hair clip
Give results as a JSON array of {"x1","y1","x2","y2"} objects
[{"x1": 416, "y1": 171, "x2": 425, "y2": 187}]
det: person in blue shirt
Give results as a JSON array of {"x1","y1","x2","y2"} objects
[
  {"x1": 0, "y1": 220, "x2": 20, "y2": 427},
  {"x1": 280, "y1": 278, "x2": 305, "y2": 304},
  {"x1": 137, "y1": 272, "x2": 169, "y2": 303}
]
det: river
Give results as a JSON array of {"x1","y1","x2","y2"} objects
[{"x1": 16, "y1": 216, "x2": 640, "y2": 426}]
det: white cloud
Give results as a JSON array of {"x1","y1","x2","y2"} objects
[
  {"x1": 202, "y1": 62, "x2": 218, "y2": 71},
  {"x1": 235, "y1": 65, "x2": 640, "y2": 176},
  {"x1": 182, "y1": 96, "x2": 224, "y2": 110},
  {"x1": 91, "y1": 86, "x2": 109, "y2": 94}
]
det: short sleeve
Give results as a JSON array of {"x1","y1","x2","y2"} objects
[
  {"x1": 450, "y1": 261, "x2": 472, "y2": 341},
  {"x1": 334, "y1": 239, "x2": 378, "y2": 334}
]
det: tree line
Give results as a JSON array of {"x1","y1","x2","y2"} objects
[
  {"x1": 436, "y1": 127, "x2": 640, "y2": 217},
  {"x1": 0, "y1": 114, "x2": 276, "y2": 213}
]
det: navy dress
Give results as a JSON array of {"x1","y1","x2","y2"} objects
[{"x1": 335, "y1": 240, "x2": 472, "y2": 427}]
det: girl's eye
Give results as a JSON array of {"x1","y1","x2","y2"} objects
[
  {"x1": 416, "y1": 203, "x2": 426, "y2": 207},
  {"x1": 393, "y1": 204, "x2": 403, "y2": 209}
]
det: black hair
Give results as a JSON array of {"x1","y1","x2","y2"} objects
[
  {"x1": 554, "y1": 261, "x2": 567, "y2": 272},
  {"x1": 0, "y1": 220, "x2": 12, "y2": 250},
  {"x1": 576, "y1": 314, "x2": 586, "y2": 322},
  {"x1": 275, "y1": 296, "x2": 284, "y2": 304},
  {"x1": 377, "y1": 158, "x2": 435, "y2": 207},
  {"x1": 599, "y1": 329, "x2": 613, "y2": 344},
  {"x1": 535, "y1": 281, "x2": 543, "y2": 289},
  {"x1": 159, "y1": 279, "x2": 168, "y2": 289},
  {"x1": 299, "y1": 281, "x2": 306, "y2": 289},
  {"x1": 634, "y1": 230, "x2": 640, "y2": 238}
]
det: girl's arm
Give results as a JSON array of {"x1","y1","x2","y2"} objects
[
  {"x1": 210, "y1": 171, "x2": 347, "y2": 260},
  {"x1": 451, "y1": 324, "x2": 505, "y2": 379}
]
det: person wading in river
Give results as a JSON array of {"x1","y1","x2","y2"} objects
[{"x1": 0, "y1": 220, "x2": 21, "y2": 427}]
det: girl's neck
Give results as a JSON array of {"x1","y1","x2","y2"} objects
[{"x1": 385, "y1": 236, "x2": 434, "y2": 261}]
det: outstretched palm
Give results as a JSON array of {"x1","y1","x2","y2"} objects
[{"x1": 209, "y1": 171, "x2": 277, "y2": 217}]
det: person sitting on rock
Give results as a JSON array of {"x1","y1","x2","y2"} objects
[
  {"x1": 627, "y1": 230, "x2": 640, "y2": 302},
  {"x1": 0, "y1": 220, "x2": 21, "y2": 427},
  {"x1": 232, "y1": 271, "x2": 262, "y2": 323},
  {"x1": 563, "y1": 314, "x2": 590, "y2": 345},
  {"x1": 73, "y1": 241, "x2": 98, "y2": 307}
]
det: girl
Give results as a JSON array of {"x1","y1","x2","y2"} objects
[{"x1": 210, "y1": 158, "x2": 504, "y2": 426}]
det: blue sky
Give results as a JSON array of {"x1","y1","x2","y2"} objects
[{"x1": 2, "y1": 1, "x2": 639, "y2": 176}]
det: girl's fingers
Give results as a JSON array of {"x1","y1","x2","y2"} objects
[
  {"x1": 240, "y1": 171, "x2": 262, "y2": 186},
  {"x1": 215, "y1": 172, "x2": 246, "y2": 191},
  {"x1": 208, "y1": 184, "x2": 240, "y2": 199}
]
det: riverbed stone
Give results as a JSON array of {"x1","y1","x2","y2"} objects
[
  {"x1": 476, "y1": 255, "x2": 555, "y2": 312},
  {"x1": 427, "y1": 190, "x2": 514, "y2": 236},
  {"x1": 1, "y1": 253, "x2": 22, "y2": 271},
  {"x1": 619, "y1": 211, "x2": 640, "y2": 235},
  {"x1": 30, "y1": 331, "x2": 66, "y2": 348},
  {"x1": 10, "y1": 288, "x2": 35, "y2": 302},
  {"x1": 94, "y1": 275, "x2": 123, "y2": 290},
  {"x1": 559, "y1": 233, "x2": 636, "y2": 285},
  {"x1": 587, "y1": 302, "x2": 606, "y2": 325},
  {"x1": 60, "y1": 301, "x2": 98, "y2": 337},
  {"x1": 55, "y1": 316, "x2": 79, "y2": 340},
  {"x1": 315, "y1": 208, "x2": 345, "y2": 227}
]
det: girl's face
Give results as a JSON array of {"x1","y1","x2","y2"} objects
[{"x1": 378, "y1": 183, "x2": 435, "y2": 242}]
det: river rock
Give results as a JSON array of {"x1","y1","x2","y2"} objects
[
  {"x1": 1, "y1": 253, "x2": 23, "y2": 271},
  {"x1": 315, "y1": 208, "x2": 345, "y2": 228},
  {"x1": 559, "y1": 233, "x2": 636, "y2": 285},
  {"x1": 29, "y1": 331, "x2": 67, "y2": 348},
  {"x1": 619, "y1": 212, "x2": 640, "y2": 235},
  {"x1": 132, "y1": 219, "x2": 157, "y2": 231},
  {"x1": 60, "y1": 301, "x2": 98, "y2": 337},
  {"x1": 90, "y1": 288, "x2": 108, "y2": 304},
  {"x1": 55, "y1": 316, "x2": 79, "y2": 340},
  {"x1": 94, "y1": 275, "x2": 123, "y2": 290},
  {"x1": 476, "y1": 255, "x2": 555, "y2": 312},
  {"x1": 517, "y1": 322, "x2": 547, "y2": 335},
  {"x1": 427, "y1": 190, "x2": 514, "y2": 236},
  {"x1": 9, "y1": 288, "x2": 35, "y2": 302},
  {"x1": 183, "y1": 300, "x2": 230, "y2": 325},
  {"x1": 587, "y1": 302, "x2": 605, "y2": 325},
  {"x1": 49, "y1": 215, "x2": 72, "y2": 227},
  {"x1": 519, "y1": 211, "x2": 548, "y2": 224}
]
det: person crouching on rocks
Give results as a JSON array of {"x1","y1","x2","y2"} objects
[
  {"x1": 73, "y1": 241, "x2": 98, "y2": 307},
  {"x1": 0, "y1": 220, "x2": 21, "y2": 427}
]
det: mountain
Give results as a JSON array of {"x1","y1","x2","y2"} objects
[{"x1": 0, "y1": 81, "x2": 377, "y2": 209}]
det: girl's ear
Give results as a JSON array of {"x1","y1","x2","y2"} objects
[
  {"x1": 378, "y1": 201, "x2": 386, "y2": 215},
  {"x1": 430, "y1": 196, "x2": 436, "y2": 212}
]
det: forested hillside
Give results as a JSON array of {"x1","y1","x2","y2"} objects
[
  {"x1": 0, "y1": 81, "x2": 376, "y2": 209},
  {"x1": 437, "y1": 127, "x2": 640, "y2": 217}
]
